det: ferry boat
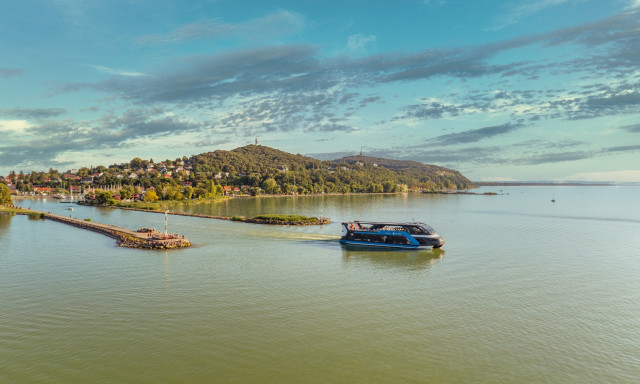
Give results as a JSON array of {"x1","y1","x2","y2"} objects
[{"x1": 340, "y1": 221, "x2": 445, "y2": 249}]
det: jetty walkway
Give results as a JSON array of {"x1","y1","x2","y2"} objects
[
  {"x1": 46, "y1": 213, "x2": 190, "y2": 249},
  {"x1": 4, "y1": 205, "x2": 190, "y2": 249}
]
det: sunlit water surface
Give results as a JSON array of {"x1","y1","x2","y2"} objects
[{"x1": 2, "y1": 186, "x2": 639, "y2": 383}]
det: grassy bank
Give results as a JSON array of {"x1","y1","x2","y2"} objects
[
  {"x1": 253, "y1": 214, "x2": 322, "y2": 223},
  {"x1": 0, "y1": 204, "x2": 33, "y2": 215}
]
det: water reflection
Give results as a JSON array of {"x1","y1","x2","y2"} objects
[
  {"x1": 0, "y1": 212, "x2": 13, "y2": 231},
  {"x1": 341, "y1": 246, "x2": 444, "y2": 270},
  {"x1": 163, "y1": 251, "x2": 171, "y2": 288}
]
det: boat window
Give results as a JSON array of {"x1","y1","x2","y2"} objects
[
  {"x1": 381, "y1": 226, "x2": 405, "y2": 232},
  {"x1": 405, "y1": 225, "x2": 434, "y2": 234}
]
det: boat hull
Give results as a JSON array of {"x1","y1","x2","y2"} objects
[{"x1": 339, "y1": 239, "x2": 435, "y2": 249}]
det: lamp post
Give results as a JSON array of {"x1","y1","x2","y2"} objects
[{"x1": 164, "y1": 206, "x2": 168, "y2": 240}]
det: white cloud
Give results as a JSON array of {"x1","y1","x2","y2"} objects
[
  {"x1": 90, "y1": 65, "x2": 148, "y2": 77},
  {"x1": 347, "y1": 34, "x2": 377, "y2": 53},
  {"x1": 135, "y1": 10, "x2": 305, "y2": 45},
  {"x1": 489, "y1": 0, "x2": 571, "y2": 30},
  {"x1": 0, "y1": 120, "x2": 32, "y2": 133}
]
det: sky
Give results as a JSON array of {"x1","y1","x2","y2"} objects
[{"x1": 1, "y1": 0, "x2": 639, "y2": 182}]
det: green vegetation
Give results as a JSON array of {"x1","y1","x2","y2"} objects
[
  {"x1": 4, "y1": 145, "x2": 473, "y2": 204},
  {"x1": 0, "y1": 205, "x2": 30, "y2": 215},
  {"x1": 340, "y1": 155, "x2": 472, "y2": 190},
  {"x1": 96, "y1": 191, "x2": 117, "y2": 205},
  {"x1": 190, "y1": 145, "x2": 472, "y2": 194},
  {"x1": 27, "y1": 212, "x2": 45, "y2": 220},
  {"x1": 253, "y1": 214, "x2": 321, "y2": 223},
  {"x1": 143, "y1": 190, "x2": 159, "y2": 202},
  {"x1": 0, "y1": 183, "x2": 12, "y2": 204},
  {"x1": 115, "y1": 201, "x2": 163, "y2": 210}
]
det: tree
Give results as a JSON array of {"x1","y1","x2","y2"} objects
[
  {"x1": 183, "y1": 186, "x2": 194, "y2": 200},
  {"x1": 382, "y1": 180, "x2": 396, "y2": 193},
  {"x1": 0, "y1": 183, "x2": 13, "y2": 204},
  {"x1": 144, "y1": 190, "x2": 159, "y2": 202},
  {"x1": 119, "y1": 185, "x2": 134, "y2": 200},
  {"x1": 262, "y1": 178, "x2": 278, "y2": 194},
  {"x1": 130, "y1": 157, "x2": 144, "y2": 170},
  {"x1": 96, "y1": 191, "x2": 117, "y2": 205}
]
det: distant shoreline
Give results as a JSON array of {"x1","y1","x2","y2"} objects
[{"x1": 473, "y1": 182, "x2": 624, "y2": 187}]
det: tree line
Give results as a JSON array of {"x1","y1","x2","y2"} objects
[{"x1": 2, "y1": 145, "x2": 472, "y2": 201}]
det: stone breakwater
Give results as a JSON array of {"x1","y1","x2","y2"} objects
[{"x1": 40, "y1": 212, "x2": 190, "y2": 250}]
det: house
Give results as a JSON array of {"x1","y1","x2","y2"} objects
[
  {"x1": 33, "y1": 187, "x2": 55, "y2": 194},
  {"x1": 222, "y1": 186, "x2": 232, "y2": 194},
  {"x1": 129, "y1": 172, "x2": 139, "y2": 179}
]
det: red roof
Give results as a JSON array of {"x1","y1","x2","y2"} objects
[{"x1": 33, "y1": 187, "x2": 55, "y2": 192}]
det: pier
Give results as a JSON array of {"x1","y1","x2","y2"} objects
[
  {"x1": 3, "y1": 205, "x2": 191, "y2": 249},
  {"x1": 44, "y1": 213, "x2": 190, "y2": 249}
]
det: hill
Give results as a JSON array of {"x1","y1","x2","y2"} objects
[
  {"x1": 190, "y1": 145, "x2": 472, "y2": 193},
  {"x1": 5, "y1": 145, "x2": 473, "y2": 199},
  {"x1": 338, "y1": 155, "x2": 472, "y2": 190}
]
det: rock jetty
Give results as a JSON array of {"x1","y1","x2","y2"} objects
[{"x1": 23, "y1": 210, "x2": 190, "y2": 250}]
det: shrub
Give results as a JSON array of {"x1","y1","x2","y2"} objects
[{"x1": 28, "y1": 212, "x2": 45, "y2": 220}]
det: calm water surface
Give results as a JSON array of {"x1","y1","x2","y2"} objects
[{"x1": 2, "y1": 186, "x2": 639, "y2": 383}]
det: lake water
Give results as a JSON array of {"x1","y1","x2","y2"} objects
[{"x1": 2, "y1": 186, "x2": 639, "y2": 383}]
